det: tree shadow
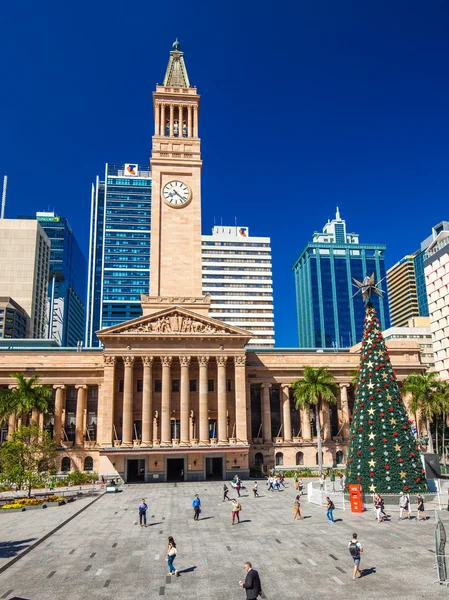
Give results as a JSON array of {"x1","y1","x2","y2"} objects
[
  {"x1": 360, "y1": 567, "x2": 376, "y2": 577},
  {"x1": 0, "y1": 538, "x2": 38, "y2": 558}
]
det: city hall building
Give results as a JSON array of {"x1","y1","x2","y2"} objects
[{"x1": 0, "y1": 42, "x2": 425, "y2": 482}]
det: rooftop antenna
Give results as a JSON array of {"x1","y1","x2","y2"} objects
[
  {"x1": 235, "y1": 216, "x2": 237, "y2": 227},
  {"x1": 1, "y1": 176, "x2": 7, "y2": 219}
]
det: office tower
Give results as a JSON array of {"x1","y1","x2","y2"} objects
[
  {"x1": 85, "y1": 163, "x2": 152, "y2": 347},
  {"x1": 201, "y1": 226, "x2": 275, "y2": 347},
  {"x1": 0, "y1": 219, "x2": 50, "y2": 337},
  {"x1": 20, "y1": 212, "x2": 87, "y2": 346},
  {"x1": 383, "y1": 317, "x2": 434, "y2": 367},
  {"x1": 293, "y1": 209, "x2": 390, "y2": 348},
  {"x1": 424, "y1": 222, "x2": 449, "y2": 380},
  {"x1": 386, "y1": 256, "x2": 420, "y2": 327},
  {"x1": 0, "y1": 297, "x2": 27, "y2": 339}
]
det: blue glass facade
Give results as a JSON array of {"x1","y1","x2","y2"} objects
[
  {"x1": 19, "y1": 214, "x2": 86, "y2": 346},
  {"x1": 293, "y1": 244, "x2": 390, "y2": 348},
  {"x1": 413, "y1": 250, "x2": 429, "y2": 317},
  {"x1": 86, "y1": 164, "x2": 151, "y2": 347}
]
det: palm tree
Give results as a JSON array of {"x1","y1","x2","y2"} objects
[
  {"x1": 0, "y1": 373, "x2": 53, "y2": 426},
  {"x1": 292, "y1": 366, "x2": 339, "y2": 476},
  {"x1": 403, "y1": 371, "x2": 441, "y2": 454}
]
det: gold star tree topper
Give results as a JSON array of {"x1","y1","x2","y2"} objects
[{"x1": 350, "y1": 273, "x2": 386, "y2": 303}]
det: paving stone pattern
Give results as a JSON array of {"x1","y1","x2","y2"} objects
[{"x1": 0, "y1": 481, "x2": 447, "y2": 599}]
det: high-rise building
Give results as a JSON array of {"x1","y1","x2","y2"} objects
[
  {"x1": 386, "y1": 255, "x2": 420, "y2": 327},
  {"x1": 383, "y1": 317, "x2": 434, "y2": 367},
  {"x1": 0, "y1": 219, "x2": 50, "y2": 338},
  {"x1": 424, "y1": 222, "x2": 449, "y2": 380},
  {"x1": 201, "y1": 226, "x2": 275, "y2": 347},
  {"x1": 85, "y1": 163, "x2": 152, "y2": 347},
  {"x1": 293, "y1": 209, "x2": 390, "y2": 348},
  {"x1": 0, "y1": 297, "x2": 27, "y2": 339},
  {"x1": 20, "y1": 212, "x2": 86, "y2": 346}
]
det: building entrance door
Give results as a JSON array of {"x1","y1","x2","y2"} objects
[
  {"x1": 166, "y1": 458, "x2": 185, "y2": 482},
  {"x1": 127, "y1": 458, "x2": 145, "y2": 482},
  {"x1": 205, "y1": 457, "x2": 223, "y2": 480}
]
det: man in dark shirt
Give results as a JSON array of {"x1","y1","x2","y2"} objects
[{"x1": 239, "y1": 561, "x2": 262, "y2": 599}]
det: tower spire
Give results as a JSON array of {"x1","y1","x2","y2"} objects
[
  {"x1": 336, "y1": 206, "x2": 341, "y2": 220},
  {"x1": 163, "y1": 39, "x2": 190, "y2": 88}
]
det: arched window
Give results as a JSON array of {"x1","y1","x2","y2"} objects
[
  {"x1": 61, "y1": 457, "x2": 71, "y2": 472},
  {"x1": 275, "y1": 452, "x2": 284, "y2": 466},
  {"x1": 296, "y1": 451, "x2": 304, "y2": 466},
  {"x1": 84, "y1": 456, "x2": 94, "y2": 472},
  {"x1": 254, "y1": 452, "x2": 264, "y2": 466},
  {"x1": 336, "y1": 450, "x2": 344, "y2": 465},
  {"x1": 315, "y1": 452, "x2": 323, "y2": 465}
]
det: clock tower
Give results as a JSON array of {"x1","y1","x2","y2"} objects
[{"x1": 148, "y1": 40, "x2": 206, "y2": 313}]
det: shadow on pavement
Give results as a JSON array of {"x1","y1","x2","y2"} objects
[
  {"x1": 178, "y1": 565, "x2": 197, "y2": 575},
  {"x1": 360, "y1": 567, "x2": 376, "y2": 577},
  {"x1": 0, "y1": 538, "x2": 38, "y2": 558}
]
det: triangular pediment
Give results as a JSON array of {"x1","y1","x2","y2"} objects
[{"x1": 96, "y1": 306, "x2": 252, "y2": 340}]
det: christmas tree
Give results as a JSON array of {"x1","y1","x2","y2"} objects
[{"x1": 346, "y1": 275, "x2": 427, "y2": 494}]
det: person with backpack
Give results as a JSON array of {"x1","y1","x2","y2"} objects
[
  {"x1": 399, "y1": 492, "x2": 411, "y2": 520},
  {"x1": 348, "y1": 533, "x2": 363, "y2": 579},
  {"x1": 326, "y1": 496, "x2": 335, "y2": 523},
  {"x1": 138, "y1": 498, "x2": 148, "y2": 527},
  {"x1": 166, "y1": 536, "x2": 178, "y2": 577},
  {"x1": 231, "y1": 498, "x2": 242, "y2": 524}
]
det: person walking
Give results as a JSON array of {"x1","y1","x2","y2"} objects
[
  {"x1": 279, "y1": 473, "x2": 286, "y2": 488},
  {"x1": 252, "y1": 482, "x2": 259, "y2": 498},
  {"x1": 138, "y1": 498, "x2": 148, "y2": 527},
  {"x1": 298, "y1": 478, "x2": 304, "y2": 495},
  {"x1": 330, "y1": 472, "x2": 336, "y2": 493},
  {"x1": 320, "y1": 473, "x2": 325, "y2": 491},
  {"x1": 223, "y1": 483, "x2": 230, "y2": 502},
  {"x1": 339, "y1": 472, "x2": 345, "y2": 492},
  {"x1": 192, "y1": 494, "x2": 201, "y2": 521},
  {"x1": 326, "y1": 496, "x2": 335, "y2": 523},
  {"x1": 374, "y1": 493, "x2": 384, "y2": 523},
  {"x1": 294, "y1": 495, "x2": 303, "y2": 520},
  {"x1": 416, "y1": 493, "x2": 427, "y2": 521},
  {"x1": 294, "y1": 472, "x2": 298, "y2": 490},
  {"x1": 399, "y1": 492, "x2": 411, "y2": 520},
  {"x1": 236, "y1": 479, "x2": 242, "y2": 497},
  {"x1": 166, "y1": 536, "x2": 178, "y2": 577},
  {"x1": 231, "y1": 498, "x2": 242, "y2": 525},
  {"x1": 267, "y1": 476, "x2": 273, "y2": 492},
  {"x1": 239, "y1": 561, "x2": 262, "y2": 599},
  {"x1": 348, "y1": 533, "x2": 363, "y2": 580}
]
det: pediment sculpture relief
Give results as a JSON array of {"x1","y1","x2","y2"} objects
[{"x1": 125, "y1": 313, "x2": 227, "y2": 335}]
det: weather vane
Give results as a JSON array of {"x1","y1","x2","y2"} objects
[{"x1": 350, "y1": 273, "x2": 385, "y2": 304}]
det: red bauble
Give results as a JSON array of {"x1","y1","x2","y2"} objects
[
  {"x1": 360, "y1": 403, "x2": 364, "y2": 407},
  {"x1": 369, "y1": 420, "x2": 373, "y2": 425},
  {"x1": 357, "y1": 476, "x2": 361, "y2": 481},
  {"x1": 369, "y1": 446, "x2": 375, "y2": 452},
  {"x1": 384, "y1": 384, "x2": 389, "y2": 389},
  {"x1": 369, "y1": 373, "x2": 373, "y2": 377},
  {"x1": 352, "y1": 435, "x2": 355, "y2": 439},
  {"x1": 357, "y1": 451, "x2": 361, "y2": 456},
  {"x1": 403, "y1": 425, "x2": 407, "y2": 430},
  {"x1": 416, "y1": 477, "x2": 421, "y2": 482},
  {"x1": 361, "y1": 379, "x2": 365, "y2": 383},
  {"x1": 369, "y1": 395, "x2": 374, "y2": 400},
  {"x1": 380, "y1": 413, "x2": 384, "y2": 418},
  {"x1": 389, "y1": 407, "x2": 394, "y2": 412},
  {"x1": 382, "y1": 437, "x2": 387, "y2": 443},
  {"x1": 403, "y1": 486, "x2": 408, "y2": 491},
  {"x1": 372, "y1": 343, "x2": 376, "y2": 348},
  {"x1": 410, "y1": 452, "x2": 415, "y2": 457},
  {"x1": 385, "y1": 464, "x2": 390, "y2": 470},
  {"x1": 380, "y1": 363, "x2": 385, "y2": 367},
  {"x1": 421, "y1": 469, "x2": 425, "y2": 474},
  {"x1": 407, "y1": 419, "x2": 411, "y2": 424},
  {"x1": 359, "y1": 427, "x2": 363, "y2": 432},
  {"x1": 377, "y1": 388, "x2": 381, "y2": 392},
  {"x1": 368, "y1": 350, "x2": 372, "y2": 354},
  {"x1": 370, "y1": 472, "x2": 375, "y2": 477},
  {"x1": 348, "y1": 459, "x2": 353, "y2": 463},
  {"x1": 393, "y1": 432, "x2": 398, "y2": 437},
  {"x1": 391, "y1": 377, "x2": 395, "y2": 381},
  {"x1": 398, "y1": 458, "x2": 403, "y2": 463}
]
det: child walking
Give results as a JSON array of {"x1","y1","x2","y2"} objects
[{"x1": 166, "y1": 536, "x2": 178, "y2": 576}]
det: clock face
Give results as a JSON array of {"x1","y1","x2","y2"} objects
[{"x1": 162, "y1": 180, "x2": 192, "y2": 208}]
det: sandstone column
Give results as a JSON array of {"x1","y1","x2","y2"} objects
[
  {"x1": 198, "y1": 355, "x2": 210, "y2": 444},
  {"x1": 75, "y1": 385, "x2": 87, "y2": 446},
  {"x1": 217, "y1": 356, "x2": 228, "y2": 444},
  {"x1": 122, "y1": 356, "x2": 135, "y2": 447},
  {"x1": 246, "y1": 381, "x2": 252, "y2": 442},
  {"x1": 155, "y1": 102, "x2": 160, "y2": 136},
  {"x1": 339, "y1": 383, "x2": 350, "y2": 440},
  {"x1": 193, "y1": 106, "x2": 198, "y2": 136},
  {"x1": 321, "y1": 400, "x2": 332, "y2": 441},
  {"x1": 188, "y1": 105, "x2": 192, "y2": 137},
  {"x1": 281, "y1": 383, "x2": 292, "y2": 441},
  {"x1": 31, "y1": 408, "x2": 39, "y2": 424},
  {"x1": 161, "y1": 356, "x2": 173, "y2": 445},
  {"x1": 98, "y1": 355, "x2": 115, "y2": 446},
  {"x1": 180, "y1": 356, "x2": 191, "y2": 445},
  {"x1": 53, "y1": 385, "x2": 65, "y2": 446},
  {"x1": 234, "y1": 355, "x2": 248, "y2": 443},
  {"x1": 261, "y1": 383, "x2": 272, "y2": 443},
  {"x1": 7, "y1": 413, "x2": 16, "y2": 440},
  {"x1": 160, "y1": 104, "x2": 165, "y2": 136},
  {"x1": 169, "y1": 104, "x2": 174, "y2": 137},
  {"x1": 142, "y1": 356, "x2": 154, "y2": 446},
  {"x1": 302, "y1": 405, "x2": 312, "y2": 440}
]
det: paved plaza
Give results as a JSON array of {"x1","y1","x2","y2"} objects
[{"x1": 0, "y1": 480, "x2": 448, "y2": 599}]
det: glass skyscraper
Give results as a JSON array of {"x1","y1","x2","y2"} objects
[
  {"x1": 293, "y1": 209, "x2": 390, "y2": 348},
  {"x1": 19, "y1": 212, "x2": 86, "y2": 346},
  {"x1": 85, "y1": 163, "x2": 151, "y2": 347}
]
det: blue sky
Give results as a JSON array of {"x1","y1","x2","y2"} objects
[{"x1": 1, "y1": 1, "x2": 448, "y2": 346}]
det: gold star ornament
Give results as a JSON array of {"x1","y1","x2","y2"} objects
[
  {"x1": 368, "y1": 459, "x2": 376, "y2": 467},
  {"x1": 368, "y1": 407, "x2": 375, "y2": 416},
  {"x1": 390, "y1": 418, "x2": 397, "y2": 425},
  {"x1": 400, "y1": 471, "x2": 407, "y2": 479},
  {"x1": 369, "y1": 484, "x2": 376, "y2": 492},
  {"x1": 368, "y1": 432, "x2": 376, "y2": 440},
  {"x1": 394, "y1": 443, "x2": 401, "y2": 452}
]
